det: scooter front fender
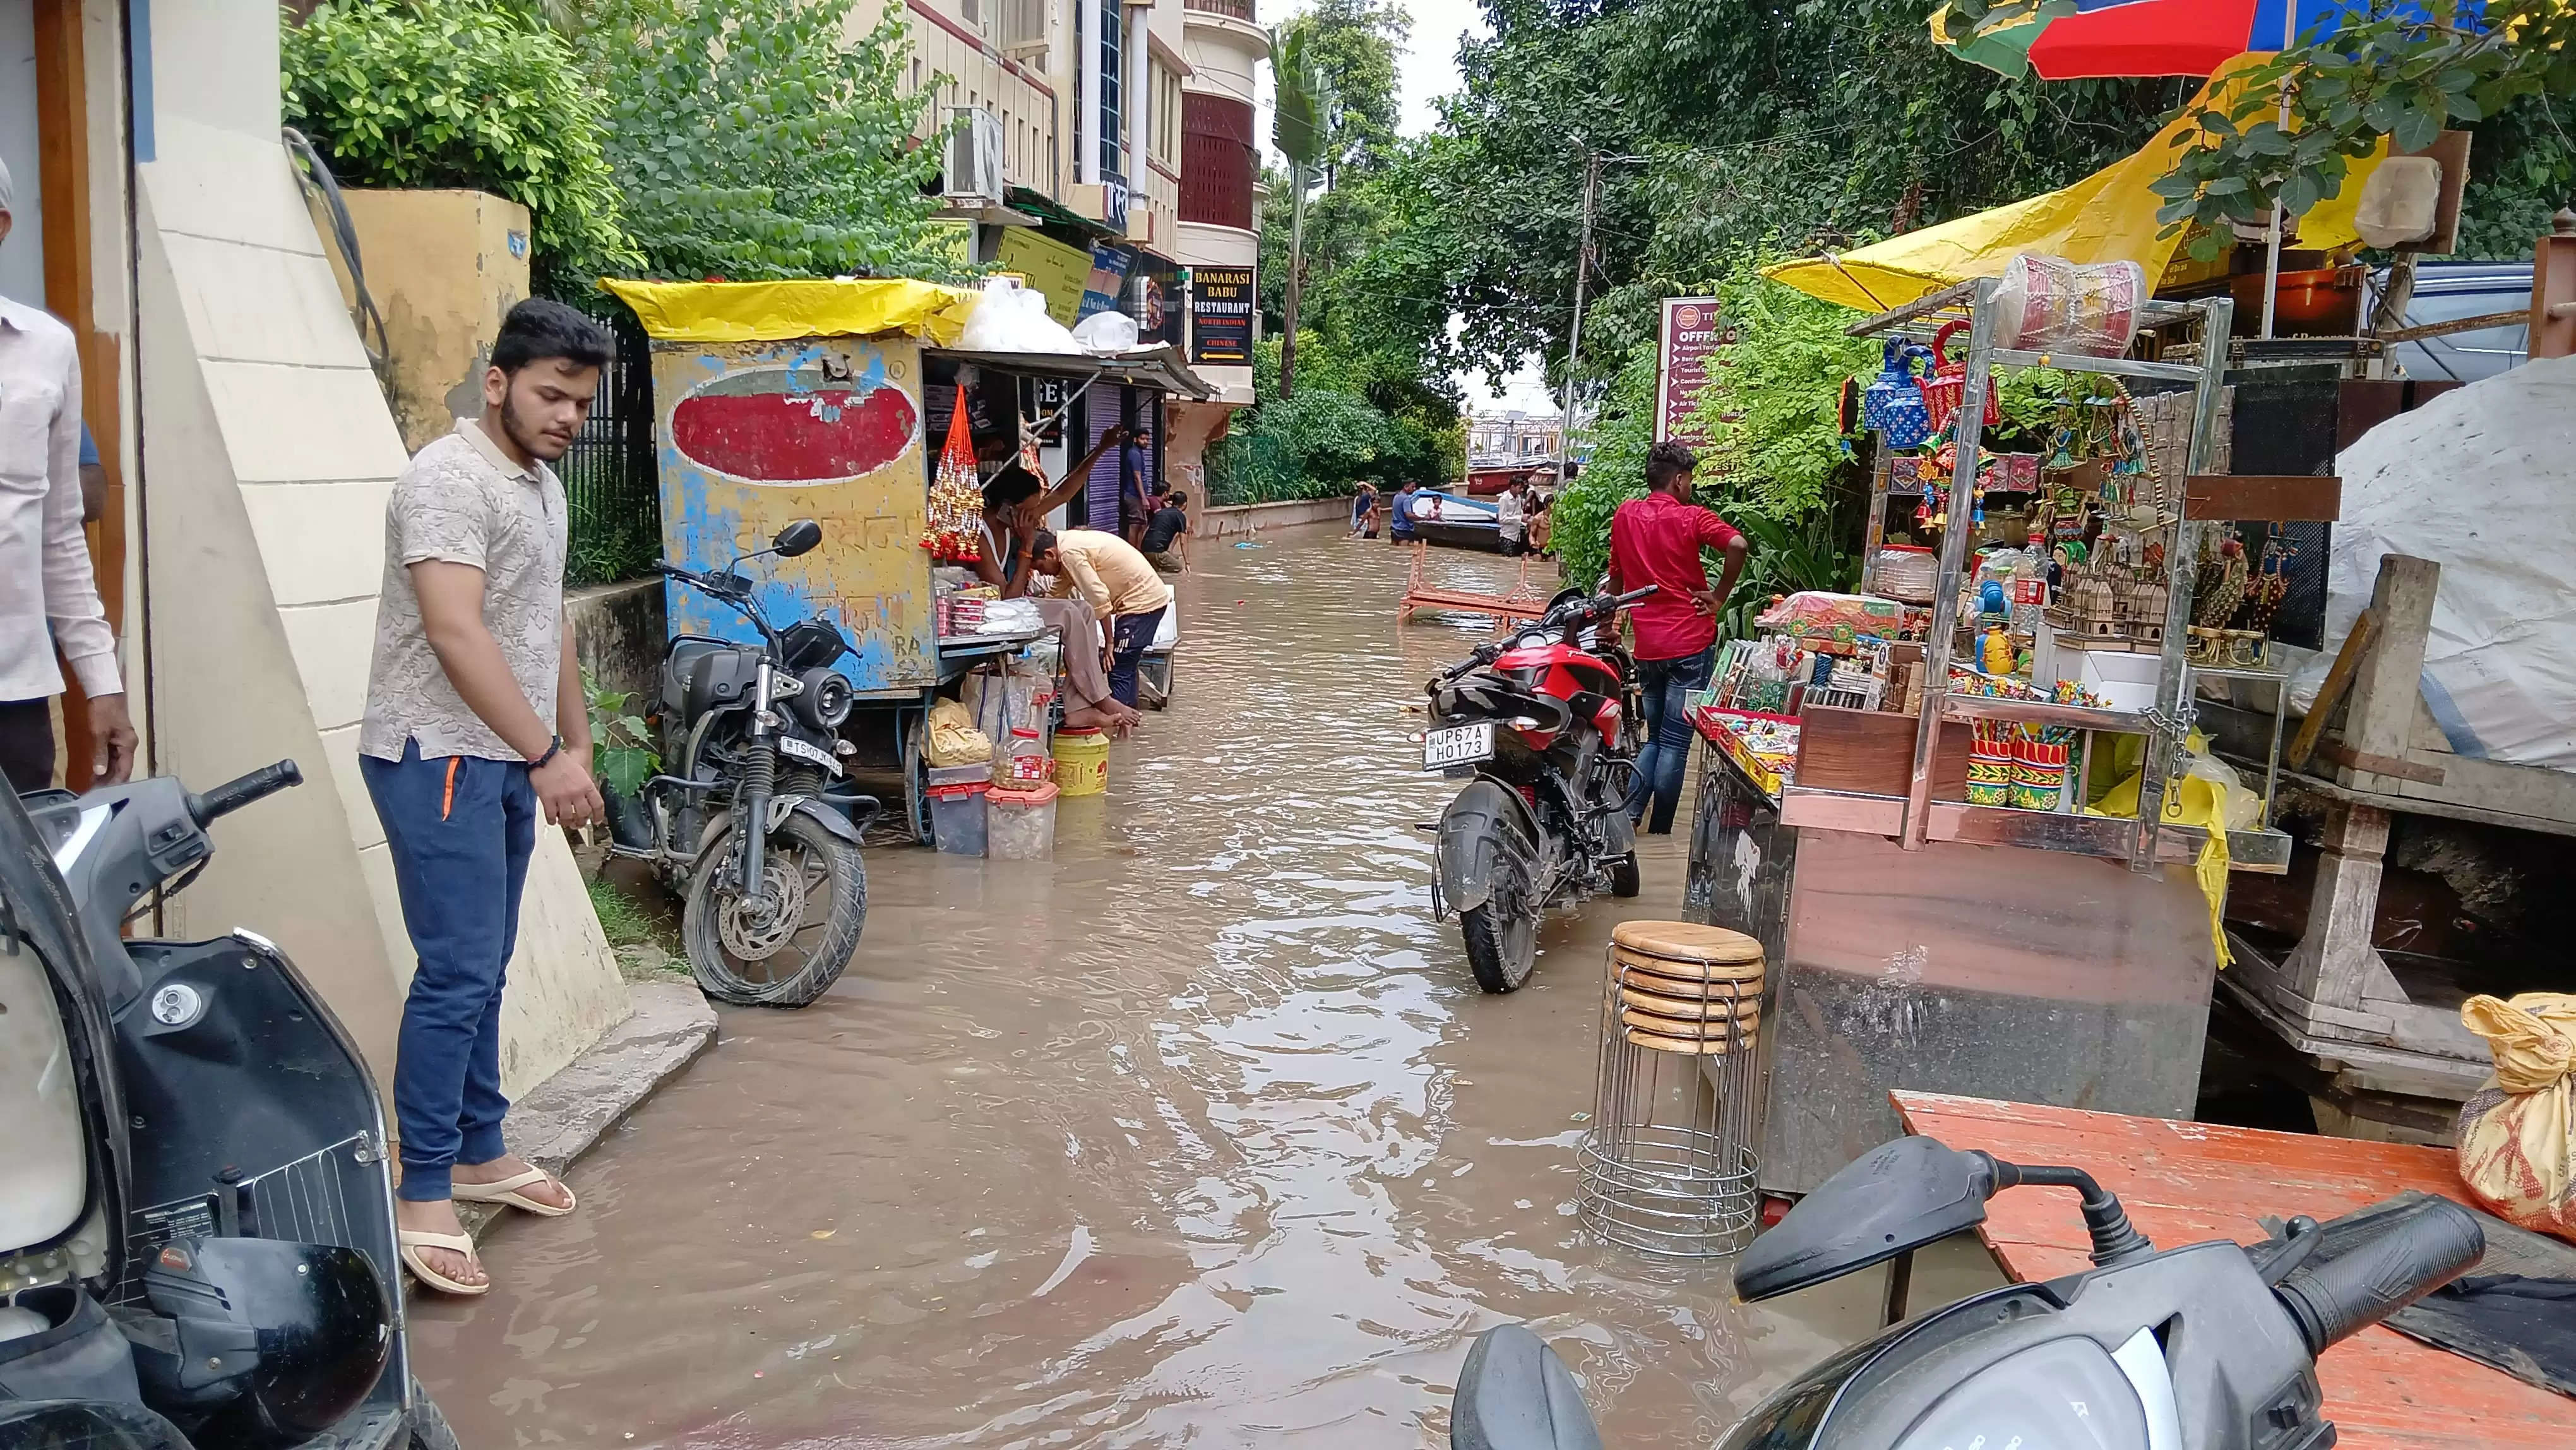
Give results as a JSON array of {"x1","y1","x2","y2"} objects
[{"x1": 1436, "y1": 777, "x2": 1539, "y2": 918}]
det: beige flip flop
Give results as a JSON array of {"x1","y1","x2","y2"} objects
[
  {"x1": 451, "y1": 1167, "x2": 577, "y2": 1217},
  {"x1": 398, "y1": 1230, "x2": 489, "y2": 1297}
]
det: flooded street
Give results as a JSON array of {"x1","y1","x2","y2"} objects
[{"x1": 418, "y1": 527, "x2": 1959, "y2": 1447}]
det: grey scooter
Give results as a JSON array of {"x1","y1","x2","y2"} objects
[
  {"x1": 0, "y1": 764, "x2": 449, "y2": 1447},
  {"x1": 1452, "y1": 1134, "x2": 2485, "y2": 1450}
]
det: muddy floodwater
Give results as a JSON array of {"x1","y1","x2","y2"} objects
[{"x1": 417, "y1": 527, "x2": 1988, "y2": 1447}]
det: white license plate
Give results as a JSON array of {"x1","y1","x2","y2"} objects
[
  {"x1": 777, "y1": 734, "x2": 842, "y2": 773},
  {"x1": 1423, "y1": 722, "x2": 1495, "y2": 770}
]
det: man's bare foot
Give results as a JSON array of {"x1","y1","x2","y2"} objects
[
  {"x1": 395, "y1": 1198, "x2": 484, "y2": 1290},
  {"x1": 1063, "y1": 702, "x2": 1118, "y2": 730},
  {"x1": 454, "y1": 1154, "x2": 575, "y2": 1212}
]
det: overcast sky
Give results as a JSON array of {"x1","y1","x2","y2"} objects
[{"x1": 1261, "y1": 0, "x2": 1559, "y2": 418}]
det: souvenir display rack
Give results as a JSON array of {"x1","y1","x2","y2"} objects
[{"x1": 1796, "y1": 279, "x2": 2294, "y2": 873}]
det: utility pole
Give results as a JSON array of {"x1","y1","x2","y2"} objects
[{"x1": 1560, "y1": 147, "x2": 1601, "y2": 451}]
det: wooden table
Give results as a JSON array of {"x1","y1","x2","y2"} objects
[{"x1": 1892, "y1": 1091, "x2": 2576, "y2": 1450}]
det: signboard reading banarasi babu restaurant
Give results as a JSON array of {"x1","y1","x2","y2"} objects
[{"x1": 1191, "y1": 267, "x2": 1256, "y2": 366}]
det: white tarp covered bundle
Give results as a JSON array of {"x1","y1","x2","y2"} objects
[{"x1": 2288, "y1": 355, "x2": 2576, "y2": 770}]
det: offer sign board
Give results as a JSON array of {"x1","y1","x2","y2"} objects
[
  {"x1": 1655, "y1": 296, "x2": 1724, "y2": 445},
  {"x1": 1191, "y1": 267, "x2": 1256, "y2": 365}
]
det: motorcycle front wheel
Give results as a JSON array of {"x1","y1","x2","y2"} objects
[{"x1": 683, "y1": 812, "x2": 868, "y2": 1007}]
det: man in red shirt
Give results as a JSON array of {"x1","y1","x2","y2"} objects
[{"x1": 1607, "y1": 441, "x2": 1749, "y2": 833}]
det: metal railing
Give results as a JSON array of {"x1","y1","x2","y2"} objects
[
  {"x1": 561, "y1": 309, "x2": 662, "y2": 587},
  {"x1": 1183, "y1": 0, "x2": 1255, "y2": 20}
]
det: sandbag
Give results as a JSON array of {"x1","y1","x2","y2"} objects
[
  {"x1": 925, "y1": 698, "x2": 994, "y2": 767},
  {"x1": 2455, "y1": 992, "x2": 2576, "y2": 1243}
]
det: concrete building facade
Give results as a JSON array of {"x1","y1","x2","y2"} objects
[{"x1": 890, "y1": 0, "x2": 1259, "y2": 494}]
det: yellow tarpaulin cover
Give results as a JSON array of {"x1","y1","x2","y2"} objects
[
  {"x1": 1765, "y1": 59, "x2": 2387, "y2": 313},
  {"x1": 600, "y1": 277, "x2": 981, "y2": 345}
]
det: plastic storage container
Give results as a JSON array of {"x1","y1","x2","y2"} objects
[
  {"x1": 927, "y1": 760, "x2": 993, "y2": 789},
  {"x1": 986, "y1": 781, "x2": 1059, "y2": 860},
  {"x1": 926, "y1": 782, "x2": 989, "y2": 856},
  {"x1": 1052, "y1": 727, "x2": 1109, "y2": 798}
]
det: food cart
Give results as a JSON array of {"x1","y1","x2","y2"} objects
[
  {"x1": 1683, "y1": 273, "x2": 2332, "y2": 1195},
  {"x1": 606, "y1": 279, "x2": 1215, "y2": 841}
]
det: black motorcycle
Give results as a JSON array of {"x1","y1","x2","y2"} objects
[
  {"x1": 1450, "y1": 1134, "x2": 2485, "y2": 1450},
  {"x1": 4, "y1": 762, "x2": 451, "y2": 1447},
  {"x1": 1423, "y1": 585, "x2": 1655, "y2": 992},
  {"x1": 608, "y1": 520, "x2": 876, "y2": 1007}
]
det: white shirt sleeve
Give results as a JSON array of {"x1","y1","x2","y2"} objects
[{"x1": 41, "y1": 356, "x2": 120, "y2": 697}]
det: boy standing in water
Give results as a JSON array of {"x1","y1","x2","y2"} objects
[{"x1": 360, "y1": 300, "x2": 608, "y2": 1295}]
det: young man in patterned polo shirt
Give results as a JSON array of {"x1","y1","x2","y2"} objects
[{"x1": 359, "y1": 300, "x2": 610, "y2": 1295}]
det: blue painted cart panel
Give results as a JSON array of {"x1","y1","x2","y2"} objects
[{"x1": 650, "y1": 335, "x2": 938, "y2": 693}]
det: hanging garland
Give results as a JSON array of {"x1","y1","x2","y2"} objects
[{"x1": 923, "y1": 382, "x2": 984, "y2": 560}]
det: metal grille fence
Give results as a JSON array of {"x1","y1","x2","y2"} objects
[{"x1": 563, "y1": 308, "x2": 662, "y2": 586}]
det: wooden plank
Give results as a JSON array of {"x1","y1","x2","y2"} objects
[
  {"x1": 1792, "y1": 702, "x2": 1969, "y2": 800},
  {"x1": 2344, "y1": 557, "x2": 2441, "y2": 788},
  {"x1": 2315, "y1": 740, "x2": 2446, "y2": 784},
  {"x1": 2185, "y1": 473, "x2": 2343, "y2": 522},
  {"x1": 2289, "y1": 608, "x2": 2377, "y2": 769},
  {"x1": 1891, "y1": 1093, "x2": 2576, "y2": 1450},
  {"x1": 2375, "y1": 309, "x2": 2529, "y2": 344}
]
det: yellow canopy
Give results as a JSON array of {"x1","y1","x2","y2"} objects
[
  {"x1": 1765, "y1": 61, "x2": 2387, "y2": 314},
  {"x1": 600, "y1": 277, "x2": 981, "y2": 345}
]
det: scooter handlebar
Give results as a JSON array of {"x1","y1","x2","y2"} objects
[
  {"x1": 2271, "y1": 1193, "x2": 2483, "y2": 1356},
  {"x1": 188, "y1": 759, "x2": 304, "y2": 827}
]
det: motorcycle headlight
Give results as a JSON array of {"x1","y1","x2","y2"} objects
[
  {"x1": 1887, "y1": 1336, "x2": 2150, "y2": 1450},
  {"x1": 794, "y1": 668, "x2": 854, "y2": 730}
]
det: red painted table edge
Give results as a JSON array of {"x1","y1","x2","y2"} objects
[{"x1": 1888, "y1": 1090, "x2": 2576, "y2": 1449}]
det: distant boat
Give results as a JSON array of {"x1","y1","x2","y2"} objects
[
  {"x1": 1462, "y1": 460, "x2": 1558, "y2": 496},
  {"x1": 1404, "y1": 489, "x2": 1510, "y2": 553}
]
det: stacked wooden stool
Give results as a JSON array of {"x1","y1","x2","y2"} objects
[{"x1": 1577, "y1": 920, "x2": 1766, "y2": 1257}]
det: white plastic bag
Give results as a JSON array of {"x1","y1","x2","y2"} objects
[
  {"x1": 978, "y1": 597, "x2": 1044, "y2": 635},
  {"x1": 955, "y1": 277, "x2": 1083, "y2": 354},
  {"x1": 1071, "y1": 310, "x2": 1140, "y2": 352},
  {"x1": 2285, "y1": 356, "x2": 2576, "y2": 770}
]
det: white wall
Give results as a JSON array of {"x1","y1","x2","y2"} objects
[{"x1": 134, "y1": 0, "x2": 628, "y2": 1096}]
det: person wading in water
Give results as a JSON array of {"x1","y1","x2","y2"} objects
[{"x1": 1607, "y1": 440, "x2": 1749, "y2": 835}]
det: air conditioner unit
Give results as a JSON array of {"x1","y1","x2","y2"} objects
[{"x1": 943, "y1": 106, "x2": 1006, "y2": 204}]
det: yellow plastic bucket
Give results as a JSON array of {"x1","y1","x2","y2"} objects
[{"x1": 1052, "y1": 727, "x2": 1109, "y2": 797}]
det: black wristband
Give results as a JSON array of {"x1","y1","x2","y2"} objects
[{"x1": 529, "y1": 735, "x2": 564, "y2": 770}]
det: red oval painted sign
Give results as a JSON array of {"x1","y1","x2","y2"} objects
[{"x1": 671, "y1": 373, "x2": 919, "y2": 484}]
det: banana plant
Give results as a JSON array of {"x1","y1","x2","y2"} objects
[{"x1": 1269, "y1": 25, "x2": 1332, "y2": 400}]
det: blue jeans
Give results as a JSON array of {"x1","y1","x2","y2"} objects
[
  {"x1": 1109, "y1": 606, "x2": 1167, "y2": 707},
  {"x1": 1625, "y1": 644, "x2": 1717, "y2": 836},
  {"x1": 362, "y1": 740, "x2": 536, "y2": 1202}
]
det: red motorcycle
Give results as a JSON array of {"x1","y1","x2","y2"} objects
[{"x1": 1422, "y1": 584, "x2": 1656, "y2": 991}]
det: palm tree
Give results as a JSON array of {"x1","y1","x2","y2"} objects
[{"x1": 1269, "y1": 25, "x2": 1331, "y2": 400}]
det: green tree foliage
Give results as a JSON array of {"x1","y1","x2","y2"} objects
[
  {"x1": 1210, "y1": 332, "x2": 1460, "y2": 504},
  {"x1": 1342, "y1": 0, "x2": 2179, "y2": 395},
  {"x1": 579, "y1": 0, "x2": 959, "y2": 282},
  {"x1": 1284, "y1": 0, "x2": 1410, "y2": 183},
  {"x1": 1551, "y1": 265, "x2": 1877, "y2": 605},
  {"x1": 282, "y1": 0, "x2": 639, "y2": 292},
  {"x1": 1237, "y1": 6, "x2": 1462, "y2": 495},
  {"x1": 2137, "y1": 1, "x2": 2576, "y2": 261}
]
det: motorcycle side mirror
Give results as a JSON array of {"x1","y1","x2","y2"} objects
[
  {"x1": 1450, "y1": 1324, "x2": 1603, "y2": 1450},
  {"x1": 1734, "y1": 1135, "x2": 1997, "y2": 1301},
  {"x1": 773, "y1": 519, "x2": 824, "y2": 558}
]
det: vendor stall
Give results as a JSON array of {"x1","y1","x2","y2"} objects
[
  {"x1": 605, "y1": 277, "x2": 1213, "y2": 848},
  {"x1": 1685, "y1": 269, "x2": 2337, "y2": 1194}
]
